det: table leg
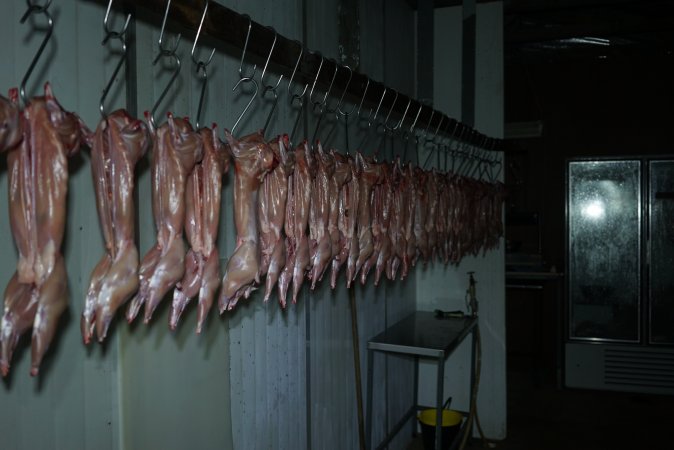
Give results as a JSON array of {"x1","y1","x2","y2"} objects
[
  {"x1": 436, "y1": 356, "x2": 444, "y2": 450},
  {"x1": 413, "y1": 356, "x2": 419, "y2": 438},
  {"x1": 366, "y1": 348, "x2": 374, "y2": 449}
]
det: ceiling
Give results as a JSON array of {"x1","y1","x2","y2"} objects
[
  {"x1": 407, "y1": 0, "x2": 674, "y2": 60},
  {"x1": 504, "y1": 0, "x2": 674, "y2": 60}
]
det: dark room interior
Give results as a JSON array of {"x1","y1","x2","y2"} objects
[{"x1": 501, "y1": 1, "x2": 674, "y2": 449}]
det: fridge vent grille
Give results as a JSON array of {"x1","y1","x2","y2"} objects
[{"x1": 604, "y1": 348, "x2": 674, "y2": 389}]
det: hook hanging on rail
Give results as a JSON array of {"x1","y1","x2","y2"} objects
[
  {"x1": 410, "y1": 103, "x2": 426, "y2": 166},
  {"x1": 402, "y1": 101, "x2": 422, "y2": 163},
  {"x1": 100, "y1": 0, "x2": 131, "y2": 118},
  {"x1": 231, "y1": 14, "x2": 259, "y2": 134},
  {"x1": 377, "y1": 90, "x2": 398, "y2": 159},
  {"x1": 191, "y1": 0, "x2": 216, "y2": 130},
  {"x1": 422, "y1": 115, "x2": 444, "y2": 169},
  {"x1": 288, "y1": 42, "x2": 308, "y2": 145},
  {"x1": 287, "y1": 42, "x2": 308, "y2": 107},
  {"x1": 325, "y1": 65, "x2": 352, "y2": 115},
  {"x1": 260, "y1": 27, "x2": 284, "y2": 137},
  {"x1": 360, "y1": 87, "x2": 387, "y2": 157},
  {"x1": 19, "y1": 0, "x2": 54, "y2": 106},
  {"x1": 392, "y1": 98, "x2": 411, "y2": 134},
  {"x1": 310, "y1": 57, "x2": 338, "y2": 145},
  {"x1": 409, "y1": 103, "x2": 423, "y2": 135},
  {"x1": 149, "y1": 0, "x2": 182, "y2": 130},
  {"x1": 381, "y1": 90, "x2": 399, "y2": 132},
  {"x1": 324, "y1": 65, "x2": 354, "y2": 149}
]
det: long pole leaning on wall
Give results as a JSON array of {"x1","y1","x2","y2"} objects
[{"x1": 106, "y1": 0, "x2": 503, "y2": 151}]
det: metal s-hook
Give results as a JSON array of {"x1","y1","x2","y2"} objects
[
  {"x1": 323, "y1": 64, "x2": 354, "y2": 147},
  {"x1": 358, "y1": 86, "x2": 386, "y2": 155},
  {"x1": 382, "y1": 90, "x2": 399, "y2": 132},
  {"x1": 100, "y1": 0, "x2": 131, "y2": 118},
  {"x1": 287, "y1": 41, "x2": 308, "y2": 145},
  {"x1": 150, "y1": 0, "x2": 182, "y2": 129},
  {"x1": 261, "y1": 27, "x2": 284, "y2": 137},
  {"x1": 336, "y1": 66, "x2": 356, "y2": 116},
  {"x1": 422, "y1": 114, "x2": 444, "y2": 169},
  {"x1": 103, "y1": 0, "x2": 131, "y2": 39},
  {"x1": 287, "y1": 41, "x2": 308, "y2": 106},
  {"x1": 371, "y1": 87, "x2": 387, "y2": 127},
  {"x1": 238, "y1": 15, "x2": 257, "y2": 80},
  {"x1": 19, "y1": 0, "x2": 54, "y2": 106},
  {"x1": 231, "y1": 14, "x2": 259, "y2": 134},
  {"x1": 409, "y1": 102, "x2": 423, "y2": 135},
  {"x1": 326, "y1": 64, "x2": 352, "y2": 115},
  {"x1": 356, "y1": 79, "x2": 370, "y2": 120},
  {"x1": 310, "y1": 59, "x2": 338, "y2": 144},
  {"x1": 420, "y1": 109, "x2": 435, "y2": 143},
  {"x1": 260, "y1": 27, "x2": 283, "y2": 91},
  {"x1": 191, "y1": 0, "x2": 216, "y2": 130},
  {"x1": 338, "y1": 74, "x2": 363, "y2": 154},
  {"x1": 393, "y1": 98, "x2": 411, "y2": 133},
  {"x1": 309, "y1": 57, "x2": 338, "y2": 113}
]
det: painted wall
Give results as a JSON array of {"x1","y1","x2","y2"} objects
[{"x1": 416, "y1": 2, "x2": 506, "y2": 440}]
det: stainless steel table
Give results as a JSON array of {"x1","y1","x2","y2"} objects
[{"x1": 365, "y1": 311, "x2": 478, "y2": 450}]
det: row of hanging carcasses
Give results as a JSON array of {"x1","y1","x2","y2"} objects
[{"x1": 0, "y1": 84, "x2": 503, "y2": 377}]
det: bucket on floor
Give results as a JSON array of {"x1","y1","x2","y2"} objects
[{"x1": 418, "y1": 409, "x2": 462, "y2": 450}]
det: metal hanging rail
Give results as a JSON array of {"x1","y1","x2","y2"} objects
[{"x1": 114, "y1": 0, "x2": 503, "y2": 151}]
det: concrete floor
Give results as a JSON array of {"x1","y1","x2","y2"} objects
[{"x1": 406, "y1": 366, "x2": 674, "y2": 450}]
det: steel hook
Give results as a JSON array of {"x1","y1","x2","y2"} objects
[
  {"x1": 370, "y1": 87, "x2": 387, "y2": 127},
  {"x1": 310, "y1": 59, "x2": 338, "y2": 144},
  {"x1": 409, "y1": 102, "x2": 423, "y2": 135},
  {"x1": 100, "y1": 0, "x2": 131, "y2": 118},
  {"x1": 190, "y1": 1, "x2": 216, "y2": 129},
  {"x1": 261, "y1": 27, "x2": 284, "y2": 137},
  {"x1": 326, "y1": 64, "x2": 352, "y2": 115},
  {"x1": 310, "y1": 57, "x2": 338, "y2": 113},
  {"x1": 287, "y1": 41, "x2": 309, "y2": 106},
  {"x1": 19, "y1": 0, "x2": 54, "y2": 106},
  {"x1": 382, "y1": 90, "x2": 399, "y2": 132},
  {"x1": 357, "y1": 86, "x2": 386, "y2": 155},
  {"x1": 336, "y1": 66, "x2": 356, "y2": 116},
  {"x1": 260, "y1": 27, "x2": 284, "y2": 92},
  {"x1": 149, "y1": 0, "x2": 182, "y2": 130},
  {"x1": 393, "y1": 98, "x2": 411, "y2": 133},
  {"x1": 238, "y1": 15, "x2": 257, "y2": 80},
  {"x1": 231, "y1": 15, "x2": 259, "y2": 134},
  {"x1": 322, "y1": 64, "x2": 354, "y2": 148}
]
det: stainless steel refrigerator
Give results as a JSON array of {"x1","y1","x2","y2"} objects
[{"x1": 566, "y1": 158, "x2": 674, "y2": 394}]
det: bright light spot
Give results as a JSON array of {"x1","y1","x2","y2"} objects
[{"x1": 582, "y1": 200, "x2": 605, "y2": 220}]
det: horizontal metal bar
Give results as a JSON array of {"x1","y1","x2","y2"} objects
[
  {"x1": 506, "y1": 284, "x2": 544, "y2": 290},
  {"x1": 110, "y1": 0, "x2": 503, "y2": 150}
]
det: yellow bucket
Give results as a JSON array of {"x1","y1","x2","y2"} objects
[{"x1": 418, "y1": 409, "x2": 462, "y2": 450}]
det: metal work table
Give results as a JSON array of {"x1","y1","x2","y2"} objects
[{"x1": 366, "y1": 311, "x2": 478, "y2": 450}]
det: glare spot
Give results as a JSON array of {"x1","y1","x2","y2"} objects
[{"x1": 582, "y1": 200, "x2": 605, "y2": 220}]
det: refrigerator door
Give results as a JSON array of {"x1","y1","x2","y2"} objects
[
  {"x1": 648, "y1": 160, "x2": 674, "y2": 344},
  {"x1": 568, "y1": 160, "x2": 641, "y2": 342}
]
